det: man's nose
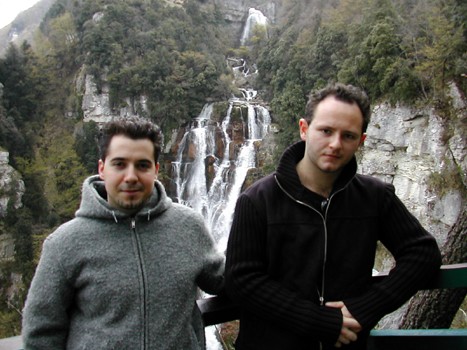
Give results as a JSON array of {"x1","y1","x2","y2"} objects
[
  {"x1": 329, "y1": 134, "x2": 342, "y2": 149},
  {"x1": 124, "y1": 165, "x2": 138, "y2": 182}
]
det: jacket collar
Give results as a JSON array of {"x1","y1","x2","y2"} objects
[
  {"x1": 75, "y1": 175, "x2": 172, "y2": 222},
  {"x1": 275, "y1": 141, "x2": 357, "y2": 200}
]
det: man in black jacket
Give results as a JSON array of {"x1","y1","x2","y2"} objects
[{"x1": 225, "y1": 83, "x2": 441, "y2": 349}]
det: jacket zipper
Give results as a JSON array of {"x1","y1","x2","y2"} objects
[
  {"x1": 275, "y1": 176, "x2": 328, "y2": 305},
  {"x1": 274, "y1": 175, "x2": 352, "y2": 305},
  {"x1": 275, "y1": 174, "x2": 354, "y2": 350},
  {"x1": 275, "y1": 177, "x2": 330, "y2": 350},
  {"x1": 131, "y1": 218, "x2": 148, "y2": 350}
]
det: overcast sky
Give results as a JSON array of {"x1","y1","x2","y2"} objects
[{"x1": 0, "y1": 0, "x2": 40, "y2": 29}]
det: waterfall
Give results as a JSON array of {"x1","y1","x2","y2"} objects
[
  {"x1": 239, "y1": 88, "x2": 257, "y2": 101},
  {"x1": 173, "y1": 104, "x2": 214, "y2": 215},
  {"x1": 172, "y1": 97, "x2": 271, "y2": 349},
  {"x1": 172, "y1": 3, "x2": 271, "y2": 250},
  {"x1": 173, "y1": 101, "x2": 270, "y2": 252},
  {"x1": 172, "y1": 7, "x2": 271, "y2": 350},
  {"x1": 172, "y1": 105, "x2": 270, "y2": 350},
  {"x1": 240, "y1": 8, "x2": 268, "y2": 46}
]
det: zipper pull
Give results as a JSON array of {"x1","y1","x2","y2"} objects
[
  {"x1": 319, "y1": 296, "x2": 324, "y2": 306},
  {"x1": 320, "y1": 199, "x2": 329, "y2": 212},
  {"x1": 131, "y1": 218, "x2": 136, "y2": 229}
]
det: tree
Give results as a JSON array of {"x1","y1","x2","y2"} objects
[
  {"x1": 0, "y1": 44, "x2": 41, "y2": 127},
  {"x1": 0, "y1": 42, "x2": 48, "y2": 162},
  {"x1": 270, "y1": 81, "x2": 307, "y2": 150},
  {"x1": 299, "y1": 25, "x2": 345, "y2": 88},
  {"x1": 400, "y1": 208, "x2": 467, "y2": 328},
  {"x1": 74, "y1": 121, "x2": 99, "y2": 175},
  {"x1": 47, "y1": 12, "x2": 80, "y2": 73},
  {"x1": 413, "y1": 1, "x2": 465, "y2": 100},
  {"x1": 337, "y1": 0, "x2": 404, "y2": 99},
  {"x1": 14, "y1": 157, "x2": 49, "y2": 221}
]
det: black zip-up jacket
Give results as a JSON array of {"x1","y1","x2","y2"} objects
[{"x1": 225, "y1": 141, "x2": 441, "y2": 350}]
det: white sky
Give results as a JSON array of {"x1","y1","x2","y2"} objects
[{"x1": 0, "y1": 0, "x2": 41, "y2": 29}]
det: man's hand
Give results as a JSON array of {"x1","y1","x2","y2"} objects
[{"x1": 326, "y1": 301, "x2": 362, "y2": 348}]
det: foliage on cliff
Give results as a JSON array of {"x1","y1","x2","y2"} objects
[
  {"x1": 257, "y1": 0, "x2": 466, "y2": 149},
  {"x1": 38, "y1": 0, "x2": 234, "y2": 127}
]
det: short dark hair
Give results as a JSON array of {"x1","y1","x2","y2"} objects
[
  {"x1": 304, "y1": 83, "x2": 371, "y2": 133},
  {"x1": 98, "y1": 117, "x2": 163, "y2": 162}
]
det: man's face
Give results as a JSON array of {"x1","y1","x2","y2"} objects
[
  {"x1": 98, "y1": 135, "x2": 159, "y2": 213},
  {"x1": 299, "y1": 95, "x2": 366, "y2": 175}
]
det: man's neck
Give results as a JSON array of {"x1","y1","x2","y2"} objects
[{"x1": 296, "y1": 160, "x2": 339, "y2": 198}]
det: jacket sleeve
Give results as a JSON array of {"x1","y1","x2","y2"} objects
[
  {"x1": 225, "y1": 194, "x2": 343, "y2": 343},
  {"x1": 343, "y1": 184, "x2": 442, "y2": 330},
  {"x1": 22, "y1": 235, "x2": 72, "y2": 349}
]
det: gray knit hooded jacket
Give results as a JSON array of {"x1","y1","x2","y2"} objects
[{"x1": 22, "y1": 175, "x2": 225, "y2": 350}]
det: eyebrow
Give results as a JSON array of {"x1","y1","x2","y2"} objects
[
  {"x1": 314, "y1": 122, "x2": 361, "y2": 134},
  {"x1": 109, "y1": 157, "x2": 126, "y2": 163},
  {"x1": 109, "y1": 157, "x2": 154, "y2": 163}
]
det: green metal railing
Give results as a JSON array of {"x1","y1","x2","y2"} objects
[{"x1": 197, "y1": 263, "x2": 467, "y2": 350}]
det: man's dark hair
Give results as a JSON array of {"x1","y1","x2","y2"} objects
[
  {"x1": 98, "y1": 117, "x2": 163, "y2": 162},
  {"x1": 304, "y1": 83, "x2": 371, "y2": 133}
]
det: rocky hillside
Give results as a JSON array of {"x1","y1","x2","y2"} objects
[
  {"x1": 0, "y1": 0, "x2": 55, "y2": 57},
  {"x1": 359, "y1": 83, "x2": 466, "y2": 270}
]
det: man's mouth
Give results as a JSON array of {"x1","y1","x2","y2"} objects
[
  {"x1": 121, "y1": 187, "x2": 142, "y2": 193},
  {"x1": 323, "y1": 153, "x2": 340, "y2": 159}
]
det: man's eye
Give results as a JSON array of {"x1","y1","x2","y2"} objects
[{"x1": 138, "y1": 163, "x2": 152, "y2": 169}]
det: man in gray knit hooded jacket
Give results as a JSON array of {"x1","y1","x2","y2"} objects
[{"x1": 22, "y1": 117, "x2": 225, "y2": 349}]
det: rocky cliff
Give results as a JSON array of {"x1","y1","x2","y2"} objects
[
  {"x1": 358, "y1": 84, "x2": 466, "y2": 327},
  {"x1": 360, "y1": 84, "x2": 465, "y2": 248},
  {"x1": 0, "y1": 151, "x2": 24, "y2": 261}
]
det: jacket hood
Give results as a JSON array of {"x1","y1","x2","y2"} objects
[
  {"x1": 75, "y1": 175, "x2": 172, "y2": 221},
  {"x1": 275, "y1": 141, "x2": 358, "y2": 199}
]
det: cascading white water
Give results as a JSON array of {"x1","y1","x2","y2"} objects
[
  {"x1": 240, "y1": 8, "x2": 268, "y2": 46},
  {"x1": 173, "y1": 104, "x2": 215, "y2": 216},
  {"x1": 173, "y1": 99, "x2": 270, "y2": 350},
  {"x1": 239, "y1": 88, "x2": 257, "y2": 101},
  {"x1": 173, "y1": 101, "x2": 270, "y2": 252},
  {"x1": 172, "y1": 4, "x2": 271, "y2": 251}
]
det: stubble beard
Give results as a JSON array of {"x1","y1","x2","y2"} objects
[{"x1": 116, "y1": 197, "x2": 146, "y2": 213}]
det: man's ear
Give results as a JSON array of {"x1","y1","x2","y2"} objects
[
  {"x1": 98, "y1": 159, "x2": 105, "y2": 180},
  {"x1": 299, "y1": 118, "x2": 309, "y2": 141},
  {"x1": 154, "y1": 163, "x2": 160, "y2": 179},
  {"x1": 359, "y1": 133, "x2": 367, "y2": 145}
]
